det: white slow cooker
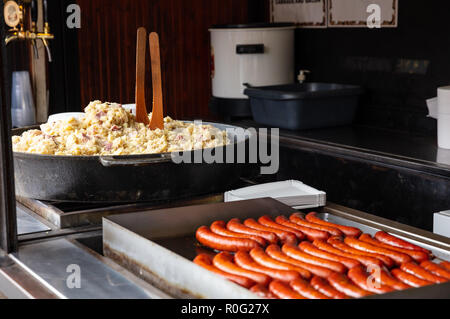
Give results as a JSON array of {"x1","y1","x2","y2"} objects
[{"x1": 209, "y1": 23, "x2": 295, "y2": 118}]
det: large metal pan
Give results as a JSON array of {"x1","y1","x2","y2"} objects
[
  {"x1": 103, "y1": 199, "x2": 450, "y2": 299},
  {"x1": 12, "y1": 122, "x2": 254, "y2": 202}
]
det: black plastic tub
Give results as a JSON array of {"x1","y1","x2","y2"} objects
[{"x1": 244, "y1": 83, "x2": 363, "y2": 130}]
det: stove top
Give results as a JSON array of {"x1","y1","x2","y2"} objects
[{"x1": 15, "y1": 177, "x2": 261, "y2": 234}]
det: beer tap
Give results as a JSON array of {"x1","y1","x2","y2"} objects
[
  {"x1": 30, "y1": 0, "x2": 38, "y2": 59},
  {"x1": 4, "y1": 0, "x2": 23, "y2": 45},
  {"x1": 40, "y1": 0, "x2": 51, "y2": 62},
  {"x1": 4, "y1": 0, "x2": 54, "y2": 62}
]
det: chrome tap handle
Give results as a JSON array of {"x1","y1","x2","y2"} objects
[
  {"x1": 31, "y1": 40, "x2": 39, "y2": 59},
  {"x1": 42, "y1": 38, "x2": 52, "y2": 62}
]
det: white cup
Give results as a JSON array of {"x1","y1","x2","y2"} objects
[
  {"x1": 437, "y1": 147, "x2": 450, "y2": 165},
  {"x1": 438, "y1": 113, "x2": 450, "y2": 149},
  {"x1": 438, "y1": 86, "x2": 450, "y2": 115},
  {"x1": 11, "y1": 71, "x2": 36, "y2": 128}
]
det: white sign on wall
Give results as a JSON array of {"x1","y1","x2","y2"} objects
[
  {"x1": 270, "y1": 0, "x2": 398, "y2": 28},
  {"x1": 270, "y1": 0, "x2": 327, "y2": 28},
  {"x1": 328, "y1": 0, "x2": 398, "y2": 28}
]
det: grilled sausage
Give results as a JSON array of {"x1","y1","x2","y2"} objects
[
  {"x1": 374, "y1": 231, "x2": 432, "y2": 255},
  {"x1": 299, "y1": 241, "x2": 359, "y2": 269},
  {"x1": 289, "y1": 213, "x2": 343, "y2": 237},
  {"x1": 327, "y1": 272, "x2": 372, "y2": 298},
  {"x1": 312, "y1": 239, "x2": 383, "y2": 268},
  {"x1": 258, "y1": 216, "x2": 305, "y2": 240},
  {"x1": 391, "y1": 268, "x2": 433, "y2": 288},
  {"x1": 420, "y1": 261, "x2": 450, "y2": 280},
  {"x1": 400, "y1": 262, "x2": 448, "y2": 284},
  {"x1": 212, "y1": 252, "x2": 271, "y2": 286},
  {"x1": 359, "y1": 233, "x2": 429, "y2": 263},
  {"x1": 196, "y1": 226, "x2": 261, "y2": 252},
  {"x1": 234, "y1": 250, "x2": 301, "y2": 282},
  {"x1": 266, "y1": 244, "x2": 335, "y2": 278},
  {"x1": 250, "y1": 284, "x2": 278, "y2": 299},
  {"x1": 193, "y1": 254, "x2": 255, "y2": 289},
  {"x1": 305, "y1": 212, "x2": 362, "y2": 237},
  {"x1": 282, "y1": 243, "x2": 346, "y2": 273},
  {"x1": 344, "y1": 236, "x2": 412, "y2": 265},
  {"x1": 290, "y1": 278, "x2": 330, "y2": 299},
  {"x1": 210, "y1": 220, "x2": 267, "y2": 246},
  {"x1": 275, "y1": 215, "x2": 329, "y2": 241},
  {"x1": 328, "y1": 236, "x2": 394, "y2": 268},
  {"x1": 258, "y1": 215, "x2": 305, "y2": 240},
  {"x1": 227, "y1": 218, "x2": 278, "y2": 244},
  {"x1": 310, "y1": 275, "x2": 349, "y2": 299},
  {"x1": 244, "y1": 218, "x2": 297, "y2": 245},
  {"x1": 441, "y1": 261, "x2": 450, "y2": 272},
  {"x1": 269, "y1": 280, "x2": 306, "y2": 299},
  {"x1": 249, "y1": 247, "x2": 311, "y2": 279},
  {"x1": 347, "y1": 266, "x2": 394, "y2": 294}
]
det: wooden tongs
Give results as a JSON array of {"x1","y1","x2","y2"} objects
[{"x1": 135, "y1": 27, "x2": 164, "y2": 130}]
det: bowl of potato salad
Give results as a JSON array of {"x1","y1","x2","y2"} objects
[
  {"x1": 12, "y1": 101, "x2": 230, "y2": 156},
  {"x1": 11, "y1": 101, "x2": 251, "y2": 203}
]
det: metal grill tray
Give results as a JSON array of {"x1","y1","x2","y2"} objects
[{"x1": 103, "y1": 198, "x2": 450, "y2": 299}]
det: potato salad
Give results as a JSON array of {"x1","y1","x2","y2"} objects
[{"x1": 12, "y1": 101, "x2": 229, "y2": 156}]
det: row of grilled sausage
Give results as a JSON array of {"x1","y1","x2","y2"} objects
[{"x1": 194, "y1": 212, "x2": 450, "y2": 299}]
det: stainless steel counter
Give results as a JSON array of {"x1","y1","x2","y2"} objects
[
  {"x1": 11, "y1": 236, "x2": 170, "y2": 299},
  {"x1": 2, "y1": 194, "x2": 227, "y2": 299},
  {"x1": 0, "y1": 203, "x2": 173, "y2": 299}
]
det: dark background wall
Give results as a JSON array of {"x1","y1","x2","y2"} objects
[
  {"x1": 10, "y1": 0, "x2": 450, "y2": 133},
  {"x1": 74, "y1": 0, "x2": 266, "y2": 120},
  {"x1": 294, "y1": 0, "x2": 450, "y2": 137}
]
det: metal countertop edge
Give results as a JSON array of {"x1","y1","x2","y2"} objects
[
  {"x1": 0, "y1": 253, "x2": 61, "y2": 299},
  {"x1": 278, "y1": 135, "x2": 450, "y2": 178},
  {"x1": 324, "y1": 202, "x2": 450, "y2": 250},
  {"x1": 8, "y1": 234, "x2": 173, "y2": 299},
  {"x1": 7, "y1": 253, "x2": 67, "y2": 299},
  {"x1": 252, "y1": 128, "x2": 450, "y2": 178}
]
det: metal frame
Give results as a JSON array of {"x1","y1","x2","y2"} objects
[
  {"x1": 0, "y1": 1, "x2": 18, "y2": 253},
  {"x1": 17, "y1": 194, "x2": 224, "y2": 229}
]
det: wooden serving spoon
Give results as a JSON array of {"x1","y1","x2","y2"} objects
[
  {"x1": 135, "y1": 27, "x2": 149, "y2": 125},
  {"x1": 149, "y1": 32, "x2": 164, "y2": 130}
]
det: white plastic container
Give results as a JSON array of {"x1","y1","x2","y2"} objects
[
  {"x1": 225, "y1": 180, "x2": 326, "y2": 209},
  {"x1": 437, "y1": 86, "x2": 450, "y2": 149},
  {"x1": 434, "y1": 210, "x2": 450, "y2": 238},
  {"x1": 209, "y1": 23, "x2": 296, "y2": 100}
]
